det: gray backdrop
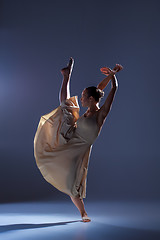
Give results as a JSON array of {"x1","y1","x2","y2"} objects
[{"x1": 0, "y1": 0, "x2": 160, "y2": 202}]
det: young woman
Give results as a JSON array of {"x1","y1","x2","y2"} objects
[{"x1": 34, "y1": 58, "x2": 123, "y2": 222}]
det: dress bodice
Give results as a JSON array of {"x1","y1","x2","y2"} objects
[
  {"x1": 59, "y1": 96, "x2": 100, "y2": 145},
  {"x1": 74, "y1": 114, "x2": 100, "y2": 144}
]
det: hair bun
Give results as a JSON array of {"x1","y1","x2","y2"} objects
[{"x1": 85, "y1": 86, "x2": 105, "y2": 102}]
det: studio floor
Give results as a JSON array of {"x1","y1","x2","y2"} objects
[{"x1": 0, "y1": 200, "x2": 160, "y2": 240}]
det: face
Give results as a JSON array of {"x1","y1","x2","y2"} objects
[{"x1": 80, "y1": 89, "x2": 90, "y2": 107}]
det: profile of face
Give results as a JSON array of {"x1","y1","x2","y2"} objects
[{"x1": 80, "y1": 89, "x2": 90, "y2": 107}]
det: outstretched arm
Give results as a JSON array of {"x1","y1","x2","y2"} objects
[
  {"x1": 59, "y1": 57, "x2": 74, "y2": 104},
  {"x1": 97, "y1": 74, "x2": 114, "y2": 90},
  {"x1": 97, "y1": 65, "x2": 123, "y2": 127},
  {"x1": 97, "y1": 64, "x2": 122, "y2": 90}
]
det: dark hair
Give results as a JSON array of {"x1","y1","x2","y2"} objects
[{"x1": 85, "y1": 86, "x2": 104, "y2": 102}]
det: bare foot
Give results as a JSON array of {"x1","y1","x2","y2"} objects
[
  {"x1": 82, "y1": 213, "x2": 91, "y2": 223},
  {"x1": 61, "y1": 57, "x2": 74, "y2": 77}
]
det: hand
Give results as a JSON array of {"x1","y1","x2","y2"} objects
[
  {"x1": 113, "y1": 64, "x2": 123, "y2": 72},
  {"x1": 100, "y1": 64, "x2": 123, "y2": 76},
  {"x1": 100, "y1": 67, "x2": 117, "y2": 76}
]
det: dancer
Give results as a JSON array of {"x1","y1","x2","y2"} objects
[{"x1": 34, "y1": 58, "x2": 123, "y2": 222}]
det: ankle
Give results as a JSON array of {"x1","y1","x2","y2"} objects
[{"x1": 81, "y1": 211, "x2": 87, "y2": 217}]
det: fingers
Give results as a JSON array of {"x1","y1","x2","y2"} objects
[
  {"x1": 100, "y1": 70, "x2": 110, "y2": 74},
  {"x1": 100, "y1": 67, "x2": 111, "y2": 71},
  {"x1": 100, "y1": 67, "x2": 107, "y2": 71},
  {"x1": 100, "y1": 67, "x2": 112, "y2": 76},
  {"x1": 100, "y1": 67, "x2": 111, "y2": 73},
  {"x1": 100, "y1": 64, "x2": 123, "y2": 74}
]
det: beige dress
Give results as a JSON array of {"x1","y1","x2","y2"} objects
[{"x1": 34, "y1": 96, "x2": 100, "y2": 199}]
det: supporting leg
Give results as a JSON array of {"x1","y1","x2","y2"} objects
[{"x1": 70, "y1": 195, "x2": 91, "y2": 222}]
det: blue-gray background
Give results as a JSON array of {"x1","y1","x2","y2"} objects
[{"x1": 0, "y1": 0, "x2": 160, "y2": 203}]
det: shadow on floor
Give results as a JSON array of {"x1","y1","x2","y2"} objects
[
  {"x1": 0, "y1": 221, "x2": 160, "y2": 240},
  {"x1": 0, "y1": 220, "x2": 82, "y2": 233}
]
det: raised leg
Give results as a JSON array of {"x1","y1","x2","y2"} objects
[
  {"x1": 59, "y1": 57, "x2": 74, "y2": 104},
  {"x1": 70, "y1": 195, "x2": 91, "y2": 222}
]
